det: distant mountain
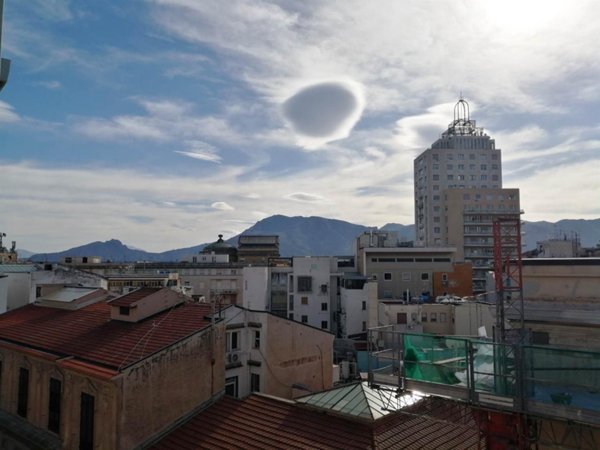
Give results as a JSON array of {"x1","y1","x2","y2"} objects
[
  {"x1": 28, "y1": 215, "x2": 600, "y2": 262},
  {"x1": 30, "y1": 239, "x2": 163, "y2": 263},
  {"x1": 16, "y1": 249, "x2": 35, "y2": 259},
  {"x1": 379, "y1": 223, "x2": 416, "y2": 242},
  {"x1": 522, "y1": 219, "x2": 600, "y2": 250},
  {"x1": 233, "y1": 215, "x2": 373, "y2": 256}
]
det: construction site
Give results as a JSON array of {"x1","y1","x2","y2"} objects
[{"x1": 367, "y1": 218, "x2": 600, "y2": 449}]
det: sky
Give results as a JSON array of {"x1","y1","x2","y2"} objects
[{"x1": 1, "y1": 0, "x2": 599, "y2": 253}]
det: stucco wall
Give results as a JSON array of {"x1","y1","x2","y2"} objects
[
  {"x1": 264, "y1": 314, "x2": 333, "y2": 398},
  {"x1": 117, "y1": 324, "x2": 225, "y2": 449},
  {"x1": 523, "y1": 263, "x2": 600, "y2": 301},
  {"x1": 0, "y1": 347, "x2": 119, "y2": 450}
]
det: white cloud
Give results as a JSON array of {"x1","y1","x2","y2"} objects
[
  {"x1": 0, "y1": 101, "x2": 21, "y2": 123},
  {"x1": 33, "y1": 80, "x2": 62, "y2": 89},
  {"x1": 175, "y1": 141, "x2": 222, "y2": 163},
  {"x1": 284, "y1": 192, "x2": 326, "y2": 203},
  {"x1": 73, "y1": 98, "x2": 241, "y2": 144},
  {"x1": 211, "y1": 202, "x2": 235, "y2": 211}
]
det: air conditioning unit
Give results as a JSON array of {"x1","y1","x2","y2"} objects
[{"x1": 227, "y1": 352, "x2": 240, "y2": 364}]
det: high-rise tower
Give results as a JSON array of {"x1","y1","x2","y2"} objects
[{"x1": 414, "y1": 99, "x2": 521, "y2": 294}]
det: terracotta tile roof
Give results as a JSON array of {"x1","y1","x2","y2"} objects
[
  {"x1": 0, "y1": 298, "x2": 213, "y2": 370},
  {"x1": 108, "y1": 287, "x2": 162, "y2": 307},
  {"x1": 150, "y1": 394, "x2": 484, "y2": 450}
]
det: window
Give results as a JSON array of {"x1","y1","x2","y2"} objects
[
  {"x1": 371, "y1": 274, "x2": 378, "y2": 281},
  {"x1": 79, "y1": 393, "x2": 95, "y2": 450},
  {"x1": 481, "y1": 164, "x2": 487, "y2": 170},
  {"x1": 481, "y1": 174, "x2": 487, "y2": 180},
  {"x1": 447, "y1": 174, "x2": 454, "y2": 180},
  {"x1": 321, "y1": 302, "x2": 328, "y2": 311},
  {"x1": 301, "y1": 296, "x2": 308, "y2": 305},
  {"x1": 288, "y1": 295, "x2": 294, "y2": 310},
  {"x1": 432, "y1": 174, "x2": 439, "y2": 180},
  {"x1": 421, "y1": 313, "x2": 427, "y2": 322},
  {"x1": 251, "y1": 373, "x2": 260, "y2": 392},
  {"x1": 434, "y1": 227, "x2": 441, "y2": 234},
  {"x1": 440, "y1": 313, "x2": 447, "y2": 323},
  {"x1": 253, "y1": 331, "x2": 260, "y2": 349},
  {"x1": 48, "y1": 378, "x2": 61, "y2": 433},
  {"x1": 362, "y1": 321, "x2": 367, "y2": 331},
  {"x1": 225, "y1": 376, "x2": 238, "y2": 397},
  {"x1": 458, "y1": 153, "x2": 465, "y2": 160},
  {"x1": 458, "y1": 164, "x2": 465, "y2": 170},
  {"x1": 411, "y1": 312, "x2": 418, "y2": 322},
  {"x1": 289, "y1": 313, "x2": 294, "y2": 321},
  {"x1": 442, "y1": 273, "x2": 448, "y2": 282},
  {"x1": 361, "y1": 301, "x2": 366, "y2": 310},
  {"x1": 469, "y1": 153, "x2": 476, "y2": 160},
  {"x1": 301, "y1": 315, "x2": 308, "y2": 323},
  {"x1": 447, "y1": 153, "x2": 454, "y2": 160},
  {"x1": 402, "y1": 272, "x2": 411, "y2": 281},
  {"x1": 433, "y1": 185, "x2": 439, "y2": 191},
  {"x1": 421, "y1": 273, "x2": 429, "y2": 281},
  {"x1": 226, "y1": 331, "x2": 239, "y2": 352},
  {"x1": 433, "y1": 216, "x2": 440, "y2": 223},
  {"x1": 321, "y1": 320, "x2": 328, "y2": 329},
  {"x1": 18, "y1": 368, "x2": 29, "y2": 418},
  {"x1": 297, "y1": 276, "x2": 312, "y2": 292},
  {"x1": 432, "y1": 163, "x2": 439, "y2": 170},
  {"x1": 430, "y1": 313, "x2": 437, "y2": 322},
  {"x1": 119, "y1": 306, "x2": 129, "y2": 316},
  {"x1": 446, "y1": 164, "x2": 453, "y2": 170},
  {"x1": 383, "y1": 272, "x2": 392, "y2": 281}
]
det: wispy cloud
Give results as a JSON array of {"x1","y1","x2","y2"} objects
[
  {"x1": 284, "y1": 192, "x2": 326, "y2": 203},
  {"x1": 72, "y1": 98, "x2": 240, "y2": 145},
  {"x1": 211, "y1": 202, "x2": 234, "y2": 211},
  {"x1": 0, "y1": 101, "x2": 21, "y2": 123}
]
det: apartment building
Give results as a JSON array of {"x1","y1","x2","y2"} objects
[
  {"x1": 413, "y1": 99, "x2": 521, "y2": 293},
  {"x1": 219, "y1": 305, "x2": 334, "y2": 399}
]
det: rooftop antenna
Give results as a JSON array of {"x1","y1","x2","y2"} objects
[{"x1": 0, "y1": 0, "x2": 11, "y2": 92}]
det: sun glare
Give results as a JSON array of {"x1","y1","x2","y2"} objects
[{"x1": 483, "y1": 0, "x2": 566, "y2": 35}]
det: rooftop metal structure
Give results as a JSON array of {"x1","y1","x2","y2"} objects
[
  {"x1": 367, "y1": 326, "x2": 600, "y2": 447},
  {"x1": 0, "y1": 0, "x2": 11, "y2": 92}
]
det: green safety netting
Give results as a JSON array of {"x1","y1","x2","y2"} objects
[{"x1": 403, "y1": 335, "x2": 462, "y2": 385}]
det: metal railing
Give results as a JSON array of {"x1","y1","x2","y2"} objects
[{"x1": 367, "y1": 329, "x2": 600, "y2": 425}]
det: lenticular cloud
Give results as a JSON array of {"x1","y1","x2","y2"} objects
[{"x1": 282, "y1": 80, "x2": 364, "y2": 149}]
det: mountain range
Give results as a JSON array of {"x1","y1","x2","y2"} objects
[{"x1": 28, "y1": 215, "x2": 600, "y2": 263}]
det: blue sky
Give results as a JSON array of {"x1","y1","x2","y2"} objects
[{"x1": 1, "y1": 0, "x2": 599, "y2": 252}]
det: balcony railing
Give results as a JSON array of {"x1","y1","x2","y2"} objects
[{"x1": 367, "y1": 328, "x2": 600, "y2": 426}]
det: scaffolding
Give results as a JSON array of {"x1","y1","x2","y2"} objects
[{"x1": 367, "y1": 327, "x2": 600, "y2": 448}]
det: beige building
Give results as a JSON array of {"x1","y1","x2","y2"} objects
[
  {"x1": 220, "y1": 305, "x2": 334, "y2": 399},
  {"x1": 355, "y1": 231, "x2": 468, "y2": 300},
  {"x1": 237, "y1": 235, "x2": 280, "y2": 264},
  {"x1": 511, "y1": 258, "x2": 600, "y2": 349},
  {"x1": 413, "y1": 99, "x2": 521, "y2": 294},
  {"x1": 0, "y1": 287, "x2": 225, "y2": 450},
  {"x1": 376, "y1": 301, "x2": 494, "y2": 337},
  {"x1": 445, "y1": 188, "x2": 521, "y2": 293}
]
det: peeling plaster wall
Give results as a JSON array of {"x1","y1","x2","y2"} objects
[{"x1": 117, "y1": 323, "x2": 225, "y2": 449}]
